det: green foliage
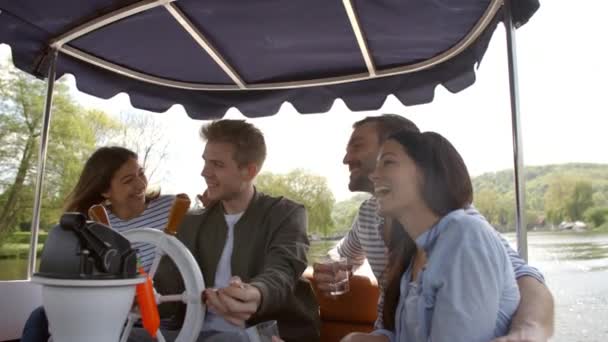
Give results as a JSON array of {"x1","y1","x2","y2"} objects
[
  {"x1": 3, "y1": 231, "x2": 48, "y2": 245},
  {"x1": 543, "y1": 177, "x2": 573, "y2": 224},
  {"x1": 584, "y1": 207, "x2": 608, "y2": 227},
  {"x1": 475, "y1": 189, "x2": 508, "y2": 229},
  {"x1": 332, "y1": 193, "x2": 370, "y2": 233},
  {"x1": 544, "y1": 177, "x2": 593, "y2": 223},
  {"x1": 256, "y1": 169, "x2": 335, "y2": 236},
  {"x1": 569, "y1": 181, "x2": 594, "y2": 221},
  {"x1": 0, "y1": 59, "x2": 121, "y2": 244},
  {"x1": 473, "y1": 164, "x2": 608, "y2": 231},
  {"x1": 596, "y1": 222, "x2": 608, "y2": 232},
  {"x1": 0, "y1": 243, "x2": 44, "y2": 258}
]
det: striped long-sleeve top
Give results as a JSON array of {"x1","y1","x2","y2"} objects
[{"x1": 108, "y1": 194, "x2": 175, "y2": 272}]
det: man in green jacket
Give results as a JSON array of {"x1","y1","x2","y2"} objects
[{"x1": 153, "y1": 119, "x2": 319, "y2": 342}]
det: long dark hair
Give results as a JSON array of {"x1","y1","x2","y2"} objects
[
  {"x1": 382, "y1": 219, "x2": 416, "y2": 330},
  {"x1": 381, "y1": 130, "x2": 473, "y2": 329},
  {"x1": 63, "y1": 146, "x2": 158, "y2": 215}
]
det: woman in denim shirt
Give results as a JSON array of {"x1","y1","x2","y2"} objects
[{"x1": 346, "y1": 130, "x2": 520, "y2": 342}]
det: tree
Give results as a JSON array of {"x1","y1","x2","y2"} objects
[
  {"x1": 584, "y1": 207, "x2": 608, "y2": 228},
  {"x1": 592, "y1": 191, "x2": 608, "y2": 208},
  {"x1": 544, "y1": 177, "x2": 572, "y2": 224},
  {"x1": 107, "y1": 112, "x2": 169, "y2": 184},
  {"x1": 473, "y1": 164, "x2": 608, "y2": 228},
  {"x1": 568, "y1": 181, "x2": 593, "y2": 221},
  {"x1": 0, "y1": 59, "x2": 120, "y2": 243},
  {"x1": 473, "y1": 188, "x2": 517, "y2": 231},
  {"x1": 256, "y1": 169, "x2": 335, "y2": 236},
  {"x1": 332, "y1": 193, "x2": 370, "y2": 234},
  {"x1": 0, "y1": 64, "x2": 46, "y2": 240},
  {"x1": 474, "y1": 188, "x2": 501, "y2": 226},
  {"x1": 544, "y1": 176, "x2": 594, "y2": 224}
]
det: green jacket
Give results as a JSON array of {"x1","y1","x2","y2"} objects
[{"x1": 156, "y1": 190, "x2": 320, "y2": 342}]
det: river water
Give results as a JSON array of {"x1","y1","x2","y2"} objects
[
  {"x1": 511, "y1": 232, "x2": 608, "y2": 342},
  {"x1": 309, "y1": 231, "x2": 608, "y2": 342},
  {"x1": 1, "y1": 231, "x2": 607, "y2": 341}
]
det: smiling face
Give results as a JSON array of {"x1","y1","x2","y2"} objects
[
  {"x1": 343, "y1": 122, "x2": 382, "y2": 193},
  {"x1": 370, "y1": 139, "x2": 424, "y2": 218},
  {"x1": 201, "y1": 141, "x2": 252, "y2": 202},
  {"x1": 102, "y1": 157, "x2": 147, "y2": 218}
]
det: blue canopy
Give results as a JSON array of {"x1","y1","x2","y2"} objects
[{"x1": 0, "y1": 0, "x2": 538, "y2": 119}]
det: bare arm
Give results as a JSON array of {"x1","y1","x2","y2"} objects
[
  {"x1": 492, "y1": 227, "x2": 553, "y2": 341},
  {"x1": 315, "y1": 210, "x2": 365, "y2": 296},
  {"x1": 492, "y1": 276, "x2": 555, "y2": 342},
  {"x1": 332, "y1": 213, "x2": 366, "y2": 267}
]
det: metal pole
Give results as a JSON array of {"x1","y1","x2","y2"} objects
[
  {"x1": 27, "y1": 50, "x2": 58, "y2": 278},
  {"x1": 504, "y1": 0, "x2": 527, "y2": 261}
]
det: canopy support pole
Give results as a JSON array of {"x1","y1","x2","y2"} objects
[
  {"x1": 27, "y1": 50, "x2": 58, "y2": 278},
  {"x1": 504, "y1": 0, "x2": 527, "y2": 261}
]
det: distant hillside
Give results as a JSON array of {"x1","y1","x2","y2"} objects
[
  {"x1": 472, "y1": 163, "x2": 608, "y2": 231},
  {"x1": 474, "y1": 163, "x2": 608, "y2": 190}
]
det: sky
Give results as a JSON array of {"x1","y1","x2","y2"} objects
[{"x1": 1, "y1": 0, "x2": 607, "y2": 201}]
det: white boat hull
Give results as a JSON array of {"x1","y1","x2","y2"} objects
[{"x1": 0, "y1": 280, "x2": 42, "y2": 341}]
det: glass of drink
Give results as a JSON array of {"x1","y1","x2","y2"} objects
[
  {"x1": 331, "y1": 256, "x2": 350, "y2": 295},
  {"x1": 245, "y1": 320, "x2": 280, "y2": 342},
  {"x1": 321, "y1": 256, "x2": 350, "y2": 296}
]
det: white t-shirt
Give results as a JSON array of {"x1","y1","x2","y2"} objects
[{"x1": 203, "y1": 212, "x2": 244, "y2": 333}]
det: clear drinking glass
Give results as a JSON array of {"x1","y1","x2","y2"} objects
[
  {"x1": 245, "y1": 320, "x2": 280, "y2": 342},
  {"x1": 321, "y1": 256, "x2": 350, "y2": 296}
]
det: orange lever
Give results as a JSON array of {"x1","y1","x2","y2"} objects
[
  {"x1": 164, "y1": 193, "x2": 191, "y2": 236},
  {"x1": 136, "y1": 266, "x2": 160, "y2": 338},
  {"x1": 88, "y1": 204, "x2": 110, "y2": 226}
]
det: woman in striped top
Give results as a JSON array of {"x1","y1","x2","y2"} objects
[
  {"x1": 22, "y1": 146, "x2": 175, "y2": 342},
  {"x1": 64, "y1": 146, "x2": 174, "y2": 271}
]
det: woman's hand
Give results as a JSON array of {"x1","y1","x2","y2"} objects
[{"x1": 197, "y1": 190, "x2": 217, "y2": 208}]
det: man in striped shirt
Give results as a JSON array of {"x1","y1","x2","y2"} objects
[{"x1": 314, "y1": 114, "x2": 554, "y2": 341}]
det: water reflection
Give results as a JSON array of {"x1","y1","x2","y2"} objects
[
  {"x1": 309, "y1": 231, "x2": 608, "y2": 342},
  {"x1": 480, "y1": 232, "x2": 608, "y2": 342},
  {"x1": 539, "y1": 242, "x2": 608, "y2": 260}
]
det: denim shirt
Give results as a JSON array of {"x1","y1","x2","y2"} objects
[{"x1": 373, "y1": 209, "x2": 520, "y2": 342}]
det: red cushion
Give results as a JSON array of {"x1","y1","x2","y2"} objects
[{"x1": 304, "y1": 269, "x2": 380, "y2": 342}]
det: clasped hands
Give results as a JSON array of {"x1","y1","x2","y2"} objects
[{"x1": 202, "y1": 276, "x2": 262, "y2": 327}]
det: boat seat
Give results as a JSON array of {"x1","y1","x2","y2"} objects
[{"x1": 303, "y1": 268, "x2": 380, "y2": 342}]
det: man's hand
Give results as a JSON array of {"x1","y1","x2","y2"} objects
[
  {"x1": 312, "y1": 262, "x2": 337, "y2": 297},
  {"x1": 491, "y1": 322, "x2": 549, "y2": 342},
  {"x1": 491, "y1": 276, "x2": 554, "y2": 342},
  {"x1": 340, "y1": 332, "x2": 389, "y2": 342},
  {"x1": 312, "y1": 259, "x2": 352, "y2": 297},
  {"x1": 203, "y1": 276, "x2": 262, "y2": 327}
]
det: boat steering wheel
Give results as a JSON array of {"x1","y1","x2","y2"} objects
[{"x1": 120, "y1": 228, "x2": 205, "y2": 342}]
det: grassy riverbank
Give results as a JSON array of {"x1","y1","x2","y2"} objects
[{"x1": 0, "y1": 232, "x2": 46, "y2": 259}]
